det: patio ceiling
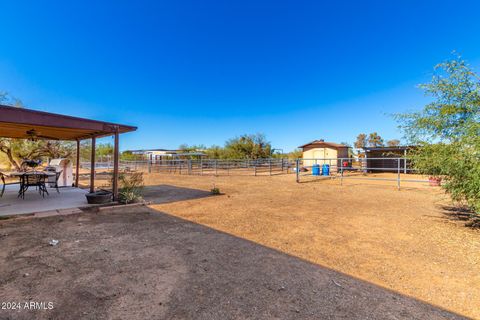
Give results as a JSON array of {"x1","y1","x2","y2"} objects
[{"x1": 0, "y1": 105, "x2": 137, "y2": 140}]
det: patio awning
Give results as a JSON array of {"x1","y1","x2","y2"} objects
[
  {"x1": 0, "y1": 104, "x2": 137, "y2": 200},
  {"x1": 0, "y1": 105, "x2": 137, "y2": 140}
]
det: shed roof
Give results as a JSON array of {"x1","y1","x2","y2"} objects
[
  {"x1": 0, "y1": 105, "x2": 137, "y2": 140},
  {"x1": 298, "y1": 140, "x2": 349, "y2": 149},
  {"x1": 363, "y1": 146, "x2": 415, "y2": 152}
]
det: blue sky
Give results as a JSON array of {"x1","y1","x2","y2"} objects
[{"x1": 1, "y1": 1, "x2": 480, "y2": 151}]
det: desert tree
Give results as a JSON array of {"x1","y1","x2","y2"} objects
[
  {"x1": 396, "y1": 54, "x2": 480, "y2": 214},
  {"x1": 224, "y1": 133, "x2": 272, "y2": 159},
  {"x1": 386, "y1": 139, "x2": 401, "y2": 147},
  {"x1": 367, "y1": 132, "x2": 384, "y2": 147},
  {"x1": 354, "y1": 133, "x2": 367, "y2": 149}
]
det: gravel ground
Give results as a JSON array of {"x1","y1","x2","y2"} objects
[{"x1": 0, "y1": 208, "x2": 466, "y2": 320}]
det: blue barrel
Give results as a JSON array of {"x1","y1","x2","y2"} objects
[
  {"x1": 322, "y1": 164, "x2": 330, "y2": 176},
  {"x1": 312, "y1": 164, "x2": 320, "y2": 176}
]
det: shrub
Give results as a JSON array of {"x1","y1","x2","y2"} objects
[
  {"x1": 118, "y1": 172, "x2": 144, "y2": 204},
  {"x1": 210, "y1": 184, "x2": 220, "y2": 195}
]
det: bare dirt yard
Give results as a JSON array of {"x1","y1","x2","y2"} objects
[
  {"x1": 0, "y1": 173, "x2": 478, "y2": 319},
  {"x1": 148, "y1": 173, "x2": 480, "y2": 319}
]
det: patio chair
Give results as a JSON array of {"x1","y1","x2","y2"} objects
[
  {"x1": 18, "y1": 173, "x2": 49, "y2": 199},
  {"x1": 0, "y1": 172, "x2": 5, "y2": 198},
  {"x1": 53, "y1": 170, "x2": 63, "y2": 193},
  {"x1": 1, "y1": 172, "x2": 21, "y2": 198}
]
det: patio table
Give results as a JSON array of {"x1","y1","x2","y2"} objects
[
  {"x1": 8, "y1": 171, "x2": 56, "y2": 199},
  {"x1": 9, "y1": 171, "x2": 56, "y2": 178}
]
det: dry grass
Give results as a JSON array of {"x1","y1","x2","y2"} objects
[{"x1": 147, "y1": 173, "x2": 480, "y2": 319}]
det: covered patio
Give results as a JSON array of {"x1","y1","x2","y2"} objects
[{"x1": 0, "y1": 105, "x2": 137, "y2": 216}]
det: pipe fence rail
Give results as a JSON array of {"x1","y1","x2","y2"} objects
[
  {"x1": 80, "y1": 158, "x2": 290, "y2": 176},
  {"x1": 295, "y1": 157, "x2": 429, "y2": 189}
]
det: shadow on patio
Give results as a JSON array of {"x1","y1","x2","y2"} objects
[{"x1": 0, "y1": 185, "x2": 91, "y2": 217}]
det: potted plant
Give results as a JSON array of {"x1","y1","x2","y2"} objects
[
  {"x1": 85, "y1": 190, "x2": 112, "y2": 204},
  {"x1": 428, "y1": 176, "x2": 442, "y2": 186},
  {"x1": 411, "y1": 147, "x2": 443, "y2": 187}
]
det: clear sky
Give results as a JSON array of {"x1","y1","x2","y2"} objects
[{"x1": 1, "y1": 0, "x2": 480, "y2": 151}]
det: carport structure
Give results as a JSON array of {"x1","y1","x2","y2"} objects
[{"x1": 0, "y1": 105, "x2": 137, "y2": 200}]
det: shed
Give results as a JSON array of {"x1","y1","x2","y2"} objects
[
  {"x1": 298, "y1": 140, "x2": 350, "y2": 167},
  {"x1": 363, "y1": 146, "x2": 414, "y2": 173}
]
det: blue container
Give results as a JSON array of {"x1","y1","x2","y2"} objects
[
  {"x1": 322, "y1": 164, "x2": 330, "y2": 176},
  {"x1": 312, "y1": 164, "x2": 320, "y2": 176}
]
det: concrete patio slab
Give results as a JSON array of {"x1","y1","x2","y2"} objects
[{"x1": 0, "y1": 184, "x2": 91, "y2": 216}]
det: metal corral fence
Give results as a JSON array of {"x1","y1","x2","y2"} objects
[
  {"x1": 295, "y1": 157, "x2": 429, "y2": 189},
  {"x1": 80, "y1": 158, "x2": 291, "y2": 176}
]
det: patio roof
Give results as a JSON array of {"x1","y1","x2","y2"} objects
[
  {"x1": 0, "y1": 104, "x2": 137, "y2": 200},
  {"x1": 0, "y1": 104, "x2": 137, "y2": 140}
]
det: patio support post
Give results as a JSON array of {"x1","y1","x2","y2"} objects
[
  {"x1": 112, "y1": 126, "x2": 120, "y2": 201},
  {"x1": 75, "y1": 139, "x2": 80, "y2": 187},
  {"x1": 90, "y1": 137, "x2": 96, "y2": 193}
]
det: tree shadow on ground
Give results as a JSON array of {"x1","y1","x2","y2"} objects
[
  {"x1": 440, "y1": 205, "x2": 480, "y2": 228},
  {"x1": 142, "y1": 184, "x2": 213, "y2": 204}
]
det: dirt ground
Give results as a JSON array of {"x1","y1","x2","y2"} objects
[
  {"x1": 0, "y1": 208, "x2": 466, "y2": 320},
  {"x1": 0, "y1": 173, "x2": 478, "y2": 319},
  {"x1": 147, "y1": 173, "x2": 480, "y2": 319}
]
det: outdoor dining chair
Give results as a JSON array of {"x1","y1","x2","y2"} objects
[
  {"x1": 0, "y1": 172, "x2": 5, "y2": 198},
  {"x1": 1, "y1": 172, "x2": 22, "y2": 198},
  {"x1": 18, "y1": 173, "x2": 49, "y2": 199},
  {"x1": 53, "y1": 170, "x2": 63, "y2": 193}
]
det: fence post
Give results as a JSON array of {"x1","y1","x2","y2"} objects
[
  {"x1": 296, "y1": 159, "x2": 300, "y2": 183},
  {"x1": 215, "y1": 160, "x2": 218, "y2": 176},
  {"x1": 397, "y1": 158, "x2": 401, "y2": 190},
  {"x1": 188, "y1": 159, "x2": 192, "y2": 175},
  {"x1": 340, "y1": 158, "x2": 343, "y2": 186},
  {"x1": 200, "y1": 158, "x2": 203, "y2": 175},
  {"x1": 269, "y1": 158, "x2": 272, "y2": 176},
  {"x1": 254, "y1": 162, "x2": 257, "y2": 176},
  {"x1": 148, "y1": 158, "x2": 151, "y2": 174}
]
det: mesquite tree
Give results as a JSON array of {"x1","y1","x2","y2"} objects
[{"x1": 396, "y1": 55, "x2": 480, "y2": 214}]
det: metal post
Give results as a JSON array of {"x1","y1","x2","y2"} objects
[
  {"x1": 269, "y1": 158, "x2": 272, "y2": 176},
  {"x1": 397, "y1": 158, "x2": 401, "y2": 190},
  {"x1": 75, "y1": 139, "x2": 80, "y2": 187},
  {"x1": 296, "y1": 159, "x2": 300, "y2": 183},
  {"x1": 112, "y1": 127, "x2": 120, "y2": 201},
  {"x1": 254, "y1": 162, "x2": 257, "y2": 176},
  {"x1": 200, "y1": 158, "x2": 203, "y2": 175},
  {"x1": 340, "y1": 158, "x2": 343, "y2": 186},
  {"x1": 215, "y1": 160, "x2": 218, "y2": 176},
  {"x1": 89, "y1": 137, "x2": 96, "y2": 193}
]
